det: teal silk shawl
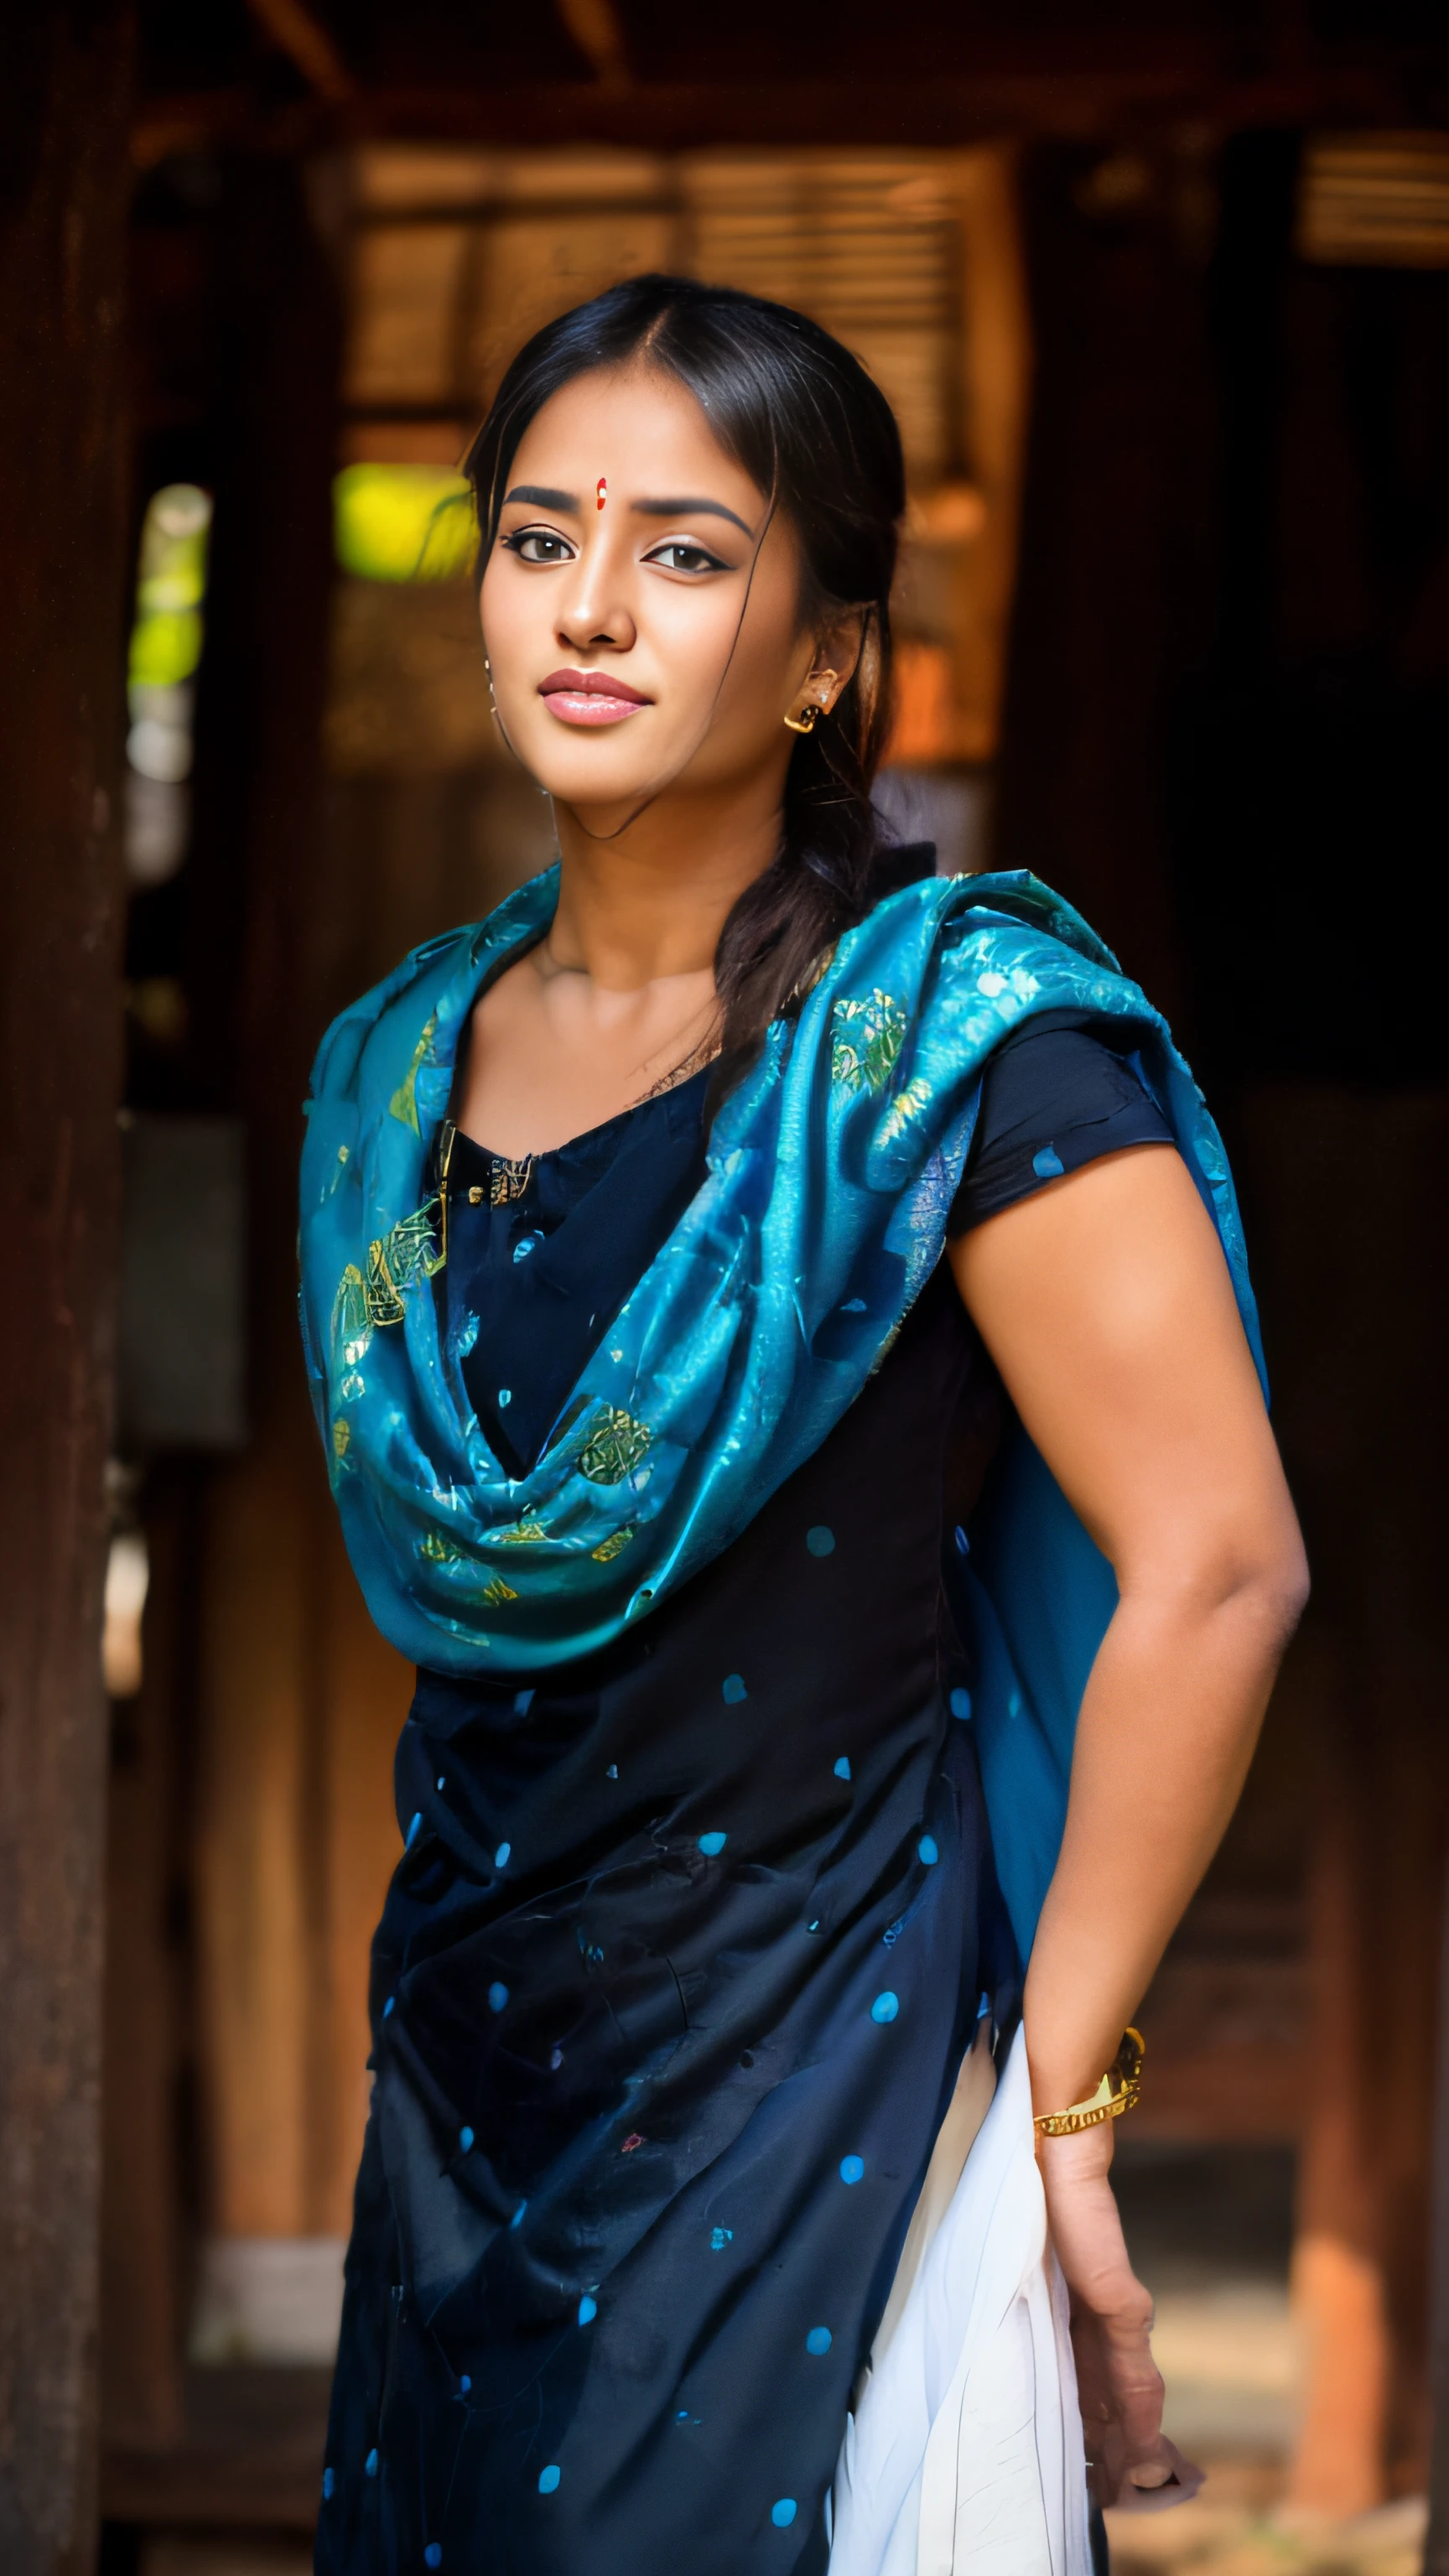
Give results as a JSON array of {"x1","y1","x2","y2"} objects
[{"x1": 299, "y1": 865, "x2": 1264, "y2": 1954}]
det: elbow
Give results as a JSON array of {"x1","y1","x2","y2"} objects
[
  {"x1": 1281, "y1": 1528, "x2": 1311, "y2": 1631},
  {"x1": 1216, "y1": 1520, "x2": 1310, "y2": 1663},
  {"x1": 1254, "y1": 1536, "x2": 1311, "y2": 1655},
  {"x1": 1126, "y1": 1514, "x2": 1310, "y2": 1662}
]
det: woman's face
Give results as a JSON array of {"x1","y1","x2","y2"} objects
[{"x1": 478, "y1": 364, "x2": 831, "y2": 819}]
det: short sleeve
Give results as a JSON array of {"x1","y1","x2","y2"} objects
[{"x1": 948, "y1": 1009, "x2": 1174, "y2": 1234}]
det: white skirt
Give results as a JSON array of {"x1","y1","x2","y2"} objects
[{"x1": 828, "y1": 2026, "x2": 1093, "y2": 2576}]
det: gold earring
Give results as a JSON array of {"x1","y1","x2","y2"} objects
[{"x1": 783, "y1": 669, "x2": 838, "y2": 735}]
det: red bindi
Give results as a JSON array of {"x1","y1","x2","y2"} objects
[{"x1": 596, "y1": 476, "x2": 607, "y2": 511}]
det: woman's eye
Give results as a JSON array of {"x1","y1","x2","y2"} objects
[
  {"x1": 647, "y1": 541, "x2": 726, "y2": 574},
  {"x1": 501, "y1": 528, "x2": 574, "y2": 564}
]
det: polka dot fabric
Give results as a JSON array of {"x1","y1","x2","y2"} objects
[{"x1": 315, "y1": 1275, "x2": 1017, "y2": 2573}]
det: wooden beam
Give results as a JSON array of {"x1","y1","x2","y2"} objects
[
  {"x1": 555, "y1": 0, "x2": 633, "y2": 91},
  {"x1": 132, "y1": 58, "x2": 1449, "y2": 168},
  {"x1": 245, "y1": 0, "x2": 356, "y2": 104},
  {"x1": 0, "y1": 6, "x2": 134, "y2": 2570}
]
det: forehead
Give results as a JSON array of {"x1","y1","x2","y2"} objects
[{"x1": 507, "y1": 364, "x2": 762, "y2": 512}]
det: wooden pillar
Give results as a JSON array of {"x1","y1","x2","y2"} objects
[
  {"x1": 0, "y1": 7, "x2": 134, "y2": 2568},
  {"x1": 1426, "y1": 1857, "x2": 1449, "y2": 2572},
  {"x1": 100, "y1": 1485, "x2": 195, "y2": 2447},
  {"x1": 1232, "y1": 1088, "x2": 1449, "y2": 2506},
  {"x1": 947, "y1": 146, "x2": 1032, "y2": 766},
  {"x1": 184, "y1": 153, "x2": 354, "y2": 2247},
  {"x1": 318, "y1": 1522, "x2": 415, "y2": 2233},
  {"x1": 994, "y1": 139, "x2": 1218, "y2": 1025},
  {"x1": 1288, "y1": 1758, "x2": 1390, "y2": 2516}
]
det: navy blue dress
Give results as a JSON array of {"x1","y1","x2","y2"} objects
[{"x1": 315, "y1": 1012, "x2": 1169, "y2": 2575}]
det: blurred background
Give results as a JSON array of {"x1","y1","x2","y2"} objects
[{"x1": 3, "y1": 6, "x2": 1449, "y2": 2574}]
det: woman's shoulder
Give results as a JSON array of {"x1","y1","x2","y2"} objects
[
  {"x1": 930, "y1": 868, "x2": 1126, "y2": 985},
  {"x1": 840, "y1": 868, "x2": 1157, "y2": 1060}
]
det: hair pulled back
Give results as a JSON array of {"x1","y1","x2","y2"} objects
[{"x1": 465, "y1": 273, "x2": 906, "y2": 1091}]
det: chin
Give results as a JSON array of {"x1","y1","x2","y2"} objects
[{"x1": 524, "y1": 745, "x2": 661, "y2": 806}]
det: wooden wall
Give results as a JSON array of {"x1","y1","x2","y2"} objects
[{"x1": 0, "y1": 7, "x2": 134, "y2": 2568}]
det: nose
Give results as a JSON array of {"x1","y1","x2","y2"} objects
[{"x1": 553, "y1": 532, "x2": 636, "y2": 657}]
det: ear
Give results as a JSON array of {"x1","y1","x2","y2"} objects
[{"x1": 807, "y1": 605, "x2": 866, "y2": 710}]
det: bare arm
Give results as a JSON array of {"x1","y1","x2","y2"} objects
[{"x1": 948, "y1": 1142, "x2": 1307, "y2": 2499}]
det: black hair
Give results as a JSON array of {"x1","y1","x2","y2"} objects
[{"x1": 464, "y1": 273, "x2": 906, "y2": 1093}]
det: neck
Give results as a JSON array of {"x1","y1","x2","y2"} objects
[{"x1": 545, "y1": 770, "x2": 785, "y2": 989}]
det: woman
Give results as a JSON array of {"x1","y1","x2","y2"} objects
[{"x1": 301, "y1": 274, "x2": 1306, "y2": 2575}]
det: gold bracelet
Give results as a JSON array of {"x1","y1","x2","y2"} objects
[{"x1": 1032, "y1": 2027, "x2": 1145, "y2": 2137}]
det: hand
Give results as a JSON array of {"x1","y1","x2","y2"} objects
[{"x1": 1037, "y1": 2120, "x2": 1200, "y2": 2512}]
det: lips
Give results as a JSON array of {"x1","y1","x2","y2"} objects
[{"x1": 538, "y1": 667, "x2": 651, "y2": 726}]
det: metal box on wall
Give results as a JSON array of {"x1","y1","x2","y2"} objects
[{"x1": 118, "y1": 1113, "x2": 247, "y2": 1452}]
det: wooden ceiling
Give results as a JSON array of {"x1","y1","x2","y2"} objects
[{"x1": 136, "y1": 0, "x2": 1449, "y2": 163}]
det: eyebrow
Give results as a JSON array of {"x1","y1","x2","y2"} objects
[
  {"x1": 499, "y1": 485, "x2": 755, "y2": 539},
  {"x1": 632, "y1": 496, "x2": 755, "y2": 538}
]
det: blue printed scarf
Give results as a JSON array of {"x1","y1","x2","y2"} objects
[{"x1": 299, "y1": 865, "x2": 1262, "y2": 1951}]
